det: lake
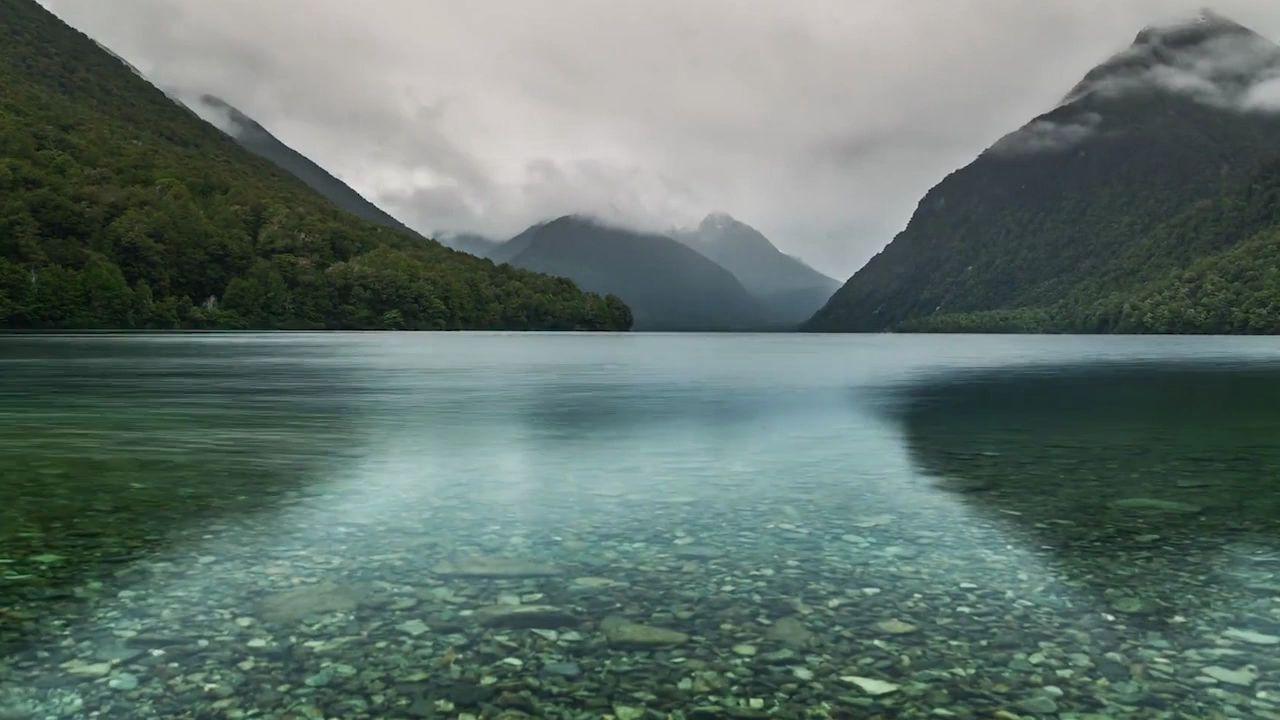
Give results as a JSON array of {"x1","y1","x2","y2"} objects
[{"x1": 2, "y1": 333, "x2": 1280, "y2": 719}]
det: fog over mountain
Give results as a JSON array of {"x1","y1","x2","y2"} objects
[{"x1": 37, "y1": 1, "x2": 1280, "y2": 278}]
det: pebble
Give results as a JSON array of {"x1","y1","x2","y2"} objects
[
  {"x1": 1016, "y1": 696, "x2": 1059, "y2": 715},
  {"x1": 875, "y1": 619, "x2": 919, "y2": 635},
  {"x1": 841, "y1": 676, "x2": 900, "y2": 696},
  {"x1": 1202, "y1": 665, "x2": 1259, "y2": 687},
  {"x1": 1224, "y1": 628, "x2": 1280, "y2": 646},
  {"x1": 107, "y1": 673, "x2": 139, "y2": 691}
]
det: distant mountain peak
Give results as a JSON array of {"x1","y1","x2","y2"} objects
[
  {"x1": 1132, "y1": 9, "x2": 1253, "y2": 49},
  {"x1": 1064, "y1": 10, "x2": 1280, "y2": 107},
  {"x1": 699, "y1": 211, "x2": 739, "y2": 232}
]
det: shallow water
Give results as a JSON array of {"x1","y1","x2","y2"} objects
[{"x1": 2, "y1": 333, "x2": 1280, "y2": 719}]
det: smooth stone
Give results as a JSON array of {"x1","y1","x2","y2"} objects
[
  {"x1": 397, "y1": 620, "x2": 430, "y2": 637},
  {"x1": 1108, "y1": 498, "x2": 1202, "y2": 514},
  {"x1": 613, "y1": 706, "x2": 646, "y2": 720},
  {"x1": 432, "y1": 558, "x2": 559, "y2": 578},
  {"x1": 764, "y1": 617, "x2": 813, "y2": 649},
  {"x1": 1016, "y1": 696, "x2": 1059, "y2": 715},
  {"x1": 850, "y1": 514, "x2": 895, "y2": 528},
  {"x1": 541, "y1": 662, "x2": 581, "y2": 678},
  {"x1": 569, "y1": 576, "x2": 628, "y2": 590},
  {"x1": 601, "y1": 616, "x2": 689, "y2": 647},
  {"x1": 472, "y1": 604, "x2": 579, "y2": 629},
  {"x1": 61, "y1": 661, "x2": 112, "y2": 678},
  {"x1": 107, "y1": 673, "x2": 139, "y2": 691},
  {"x1": 732, "y1": 644, "x2": 758, "y2": 657},
  {"x1": 671, "y1": 545, "x2": 724, "y2": 559},
  {"x1": 792, "y1": 667, "x2": 815, "y2": 681},
  {"x1": 875, "y1": 619, "x2": 919, "y2": 635},
  {"x1": 1223, "y1": 628, "x2": 1280, "y2": 646},
  {"x1": 841, "y1": 676, "x2": 900, "y2": 696},
  {"x1": 1108, "y1": 596, "x2": 1153, "y2": 614},
  {"x1": 256, "y1": 582, "x2": 363, "y2": 624},
  {"x1": 1202, "y1": 665, "x2": 1258, "y2": 686},
  {"x1": 304, "y1": 669, "x2": 334, "y2": 688}
]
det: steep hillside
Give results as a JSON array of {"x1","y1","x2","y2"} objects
[
  {"x1": 808, "y1": 12, "x2": 1280, "y2": 333},
  {"x1": 676, "y1": 213, "x2": 839, "y2": 326},
  {"x1": 501, "y1": 216, "x2": 767, "y2": 330},
  {"x1": 188, "y1": 94, "x2": 418, "y2": 238},
  {"x1": 0, "y1": 0, "x2": 630, "y2": 330}
]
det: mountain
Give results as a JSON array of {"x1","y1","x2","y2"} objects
[
  {"x1": 497, "y1": 216, "x2": 766, "y2": 330},
  {"x1": 0, "y1": 0, "x2": 630, "y2": 331},
  {"x1": 675, "y1": 213, "x2": 840, "y2": 326},
  {"x1": 438, "y1": 233, "x2": 502, "y2": 259},
  {"x1": 188, "y1": 94, "x2": 418, "y2": 238},
  {"x1": 807, "y1": 11, "x2": 1280, "y2": 333}
]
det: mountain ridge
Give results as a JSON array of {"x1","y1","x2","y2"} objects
[
  {"x1": 807, "y1": 10, "x2": 1280, "y2": 333},
  {"x1": 498, "y1": 215, "x2": 769, "y2": 331},
  {"x1": 674, "y1": 213, "x2": 839, "y2": 326}
]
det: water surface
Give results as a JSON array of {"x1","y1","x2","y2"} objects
[{"x1": 2, "y1": 333, "x2": 1279, "y2": 719}]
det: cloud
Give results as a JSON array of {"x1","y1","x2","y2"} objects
[
  {"x1": 988, "y1": 112, "x2": 1104, "y2": 157},
  {"x1": 35, "y1": 1, "x2": 1280, "y2": 278},
  {"x1": 1244, "y1": 75, "x2": 1280, "y2": 110},
  {"x1": 1069, "y1": 30, "x2": 1280, "y2": 113}
]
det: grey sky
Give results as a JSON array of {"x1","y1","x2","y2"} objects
[{"x1": 38, "y1": 1, "x2": 1280, "y2": 278}]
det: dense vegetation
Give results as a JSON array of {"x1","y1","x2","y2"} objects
[
  {"x1": 497, "y1": 216, "x2": 768, "y2": 331},
  {"x1": 0, "y1": 0, "x2": 631, "y2": 330},
  {"x1": 674, "y1": 213, "x2": 840, "y2": 327},
  {"x1": 808, "y1": 16, "x2": 1280, "y2": 334}
]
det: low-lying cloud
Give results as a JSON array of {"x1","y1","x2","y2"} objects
[
  {"x1": 1069, "y1": 30, "x2": 1280, "y2": 113},
  {"x1": 988, "y1": 112, "x2": 1104, "y2": 157}
]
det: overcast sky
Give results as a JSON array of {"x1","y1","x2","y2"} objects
[{"x1": 38, "y1": 1, "x2": 1280, "y2": 278}]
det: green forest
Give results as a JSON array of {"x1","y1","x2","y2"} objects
[
  {"x1": 899, "y1": 161, "x2": 1280, "y2": 334},
  {"x1": 0, "y1": 0, "x2": 631, "y2": 331}
]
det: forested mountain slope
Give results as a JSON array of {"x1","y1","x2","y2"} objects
[
  {"x1": 808, "y1": 12, "x2": 1280, "y2": 333},
  {"x1": 0, "y1": 0, "x2": 630, "y2": 330},
  {"x1": 501, "y1": 216, "x2": 768, "y2": 330}
]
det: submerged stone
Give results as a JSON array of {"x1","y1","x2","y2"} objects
[
  {"x1": 256, "y1": 581, "x2": 364, "y2": 624},
  {"x1": 541, "y1": 662, "x2": 581, "y2": 678},
  {"x1": 569, "y1": 576, "x2": 628, "y2": 590},
  {"x1": 471, "y1": 604, "x2": 579, "y2": 629},
  {"x1": 601, "y1": 616, "x2": 689, "y2": 647},
  {"x1": 1223, "y1": 628, "x2": 1280, "y2": 645},
  {"x1": 764, "y1": 617, "x2": 813, "y2": 649},
  {"x1": 1108, "y1": 498, "x2": 1202, "y2": 514},
  {"x1": 432, "y1": 558, "x2": 560, "y2": 578},
  {"x1": 874, "y1": 619, "x2": 919, "y2": 635},
  {"x1": 60, "y1": 660, "x2": 112, "y2": 678},
  {"x1": 841, "y1": 676, "x2": 900, "y2": 696},
  {"x1": 1202, "y1": 665, "x2": 1258, "y2": 686},
  {"x1": 107, "y1": 673, "x2": 139, "y2": 691},
  {"x1": 1016, "y1": 696, "x2": 1060, "y2": 715}
]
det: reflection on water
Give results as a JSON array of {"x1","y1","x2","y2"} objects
[{"x1": 2, "y1": 334, "x2": 1280, "y2": 719}]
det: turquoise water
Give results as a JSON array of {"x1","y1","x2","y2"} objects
[{"x1": 2, "y1": 333, "x2": 1280, "y2": 719}]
